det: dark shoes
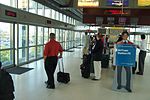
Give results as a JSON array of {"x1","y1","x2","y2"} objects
[
  {"x1": 91, "y1": 78, "x2": 99, "y2": 81},
  {"x1": 46, "y1": 85, "x2": 55, "y2": 89},
  {"x1": 136, "y1": 72, "x2": 143, "y2": 75},
  {"x1": 125, "y1": 88, "x2": 132, "y2": 92},
  {"x1": 45, "y1": 81, "x2": 55, "y2": 89},
  {"x1": 117, "y1": 86, "x2": 122, "y2": 89},
  {"x1": 45, "y1": 81, "x2": 48, "y2": 85}
]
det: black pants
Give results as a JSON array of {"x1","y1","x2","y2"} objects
[
  {"x1": 45, "y1": 56, "x2": 58, "y2": 87},
  {"x1": 138, "y1": 50, "x2": 146, "y2": 74},
  {"x1": 117, "y1": 66, "x2": 131, "y2": 89}
]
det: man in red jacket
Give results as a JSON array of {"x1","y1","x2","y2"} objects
[{"x1": 44, "y1": 33, "x2": 63, "y2": 89}]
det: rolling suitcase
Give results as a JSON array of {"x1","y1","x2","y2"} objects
[
  {"x1": 101, "y1": 54, "x2": 109, "y2": 68},
  {"x1": 80, "y1": 54, "x2": 91, "y2": 78},
  {"x1": 57, "y1": 58, "x2": 70, "y2": 84}
]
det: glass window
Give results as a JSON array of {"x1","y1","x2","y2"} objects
[
  {"x1": 55, "y1": 29, "x2": 59, "y2": 41},
  {"x1": 29, "y1": 0, "x2": 37, "y2": 14},
  {"x1": 0, "y1": 0, "x2": 17, "y2": 8},
  {"x1": 44, "y1": 6, "x2": 50, "y2": 18},
  {"x1": 51, "y1": 9, "x2": 55, "y2": 19},
  {"x1": 0, "y1": 22, "x2": 13, "y2": 49},
  {"x1": 60, "y1": 13, "x2": 63, "y2": 22},
  {"x1": 37, "y1": 27, "x2": 43, "y2": 45},
  {"x1": 63, "y1": 15, "x2": 66, "y2": 22},
  {"x1": 56, "y1": 11, "x2": 59, "y2": 21},
  {"x1": 18, "y1": 0, "x2": 28, "y2": 11},
  {"x1": 18, "y1": 24, "x2": 28, "y2": 47},
  {"x1": 18, "y1": 48, "x2": 27, "y2": 63},
  {"x1": 29, "y1": 47, "x2": 36, "y2": 60},
  {"x1": 37, "y1": 46, "x2": 43, "y2": 58},
  {"x1": 38, "y1": 3, "x2": 44, "y2": 16},
  {"x1": 0, "y1": 50, "x2": 13, "y2": 66},
  {"x1": 44, "y1": 28, "x2": 49, "y2": 44},
  {"x1": 59, "y1": 29, "x2": 63, "y2": 42},
  {"x1": 29, "y1": 25, "x2": 36, "y2": 46}
]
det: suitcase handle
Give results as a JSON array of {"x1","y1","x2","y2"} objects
[{"x1": 58, "y1": 58, "x2": 64, "y2": 72}]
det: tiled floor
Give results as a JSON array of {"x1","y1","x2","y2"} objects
[{"x1": 12, "y1": 48, "x2": 150, "y2": 100}]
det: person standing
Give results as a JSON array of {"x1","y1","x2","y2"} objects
[
  {"x1": 44, "y1": 33, "x2": 63, "y2": 89},
  {"x1": 0, "y1": 61, "x2": 15, "y2": 100},
  {"x1": 116, "y1": 31, "x2": 133, "y2": 92},
  {"x1": 91, "y1": 33, "x2": 104, "y2": 80},
  {"x1": 136, "y1": 34, "x2": 147, "y2": 75}
]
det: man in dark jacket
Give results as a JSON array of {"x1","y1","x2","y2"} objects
[
  {"x1": 0, "y1": 62, "x2": 15, "y2": 100},
  {"x1": 91, "y1": 33, "x2": 104, "y2": 80}
]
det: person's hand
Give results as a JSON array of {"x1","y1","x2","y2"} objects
[{"x1": 58, "y1": 56, "x2": 62, "y2": 59}]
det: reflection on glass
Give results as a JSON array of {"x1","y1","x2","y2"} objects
[
  {"x1": 29, "y1": 47, "x2": 36, "y2": 60},
  {"x1": 29, "y1": 0, "x2": 37, "y2": 14},
  {"x1": 0, "y1": 22, "x2": 12, "y2": 49},
  {"x1": 19, "y1": 48, "x2": 27, "y2": 63},
  {"x1": 38, "y1": 27, "x2": 43, "y2": 45},
  {"x1": 18, "y1": 0, "x2": 28, "y2": 11},
  {"x1": 0, "y1": 50, "x2": 13, "y2": 66},
  {"x1": 29, "y1": 25, "x2": 36, "y2": 46},
  {"x1": 44, "y1": 28, "x2": 49, "y2": 44},
  {"x1": 37, "y1": 46, "x2": 43, "y2": 58},
  {"x1": 19, "y1": 24, "x2": 28, "y2": 47}
]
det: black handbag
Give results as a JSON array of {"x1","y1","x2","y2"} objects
[{"x1": 57, "y1": 58, "x2": 70, "y2": 84}]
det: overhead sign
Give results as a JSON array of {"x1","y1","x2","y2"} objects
[
  {"x1": 5, "y1": 10, "x2": 17, "y2": 17},
  {"x1": 138, "y1": 0, "x2": 150, "y2": 6},
  {"x1": 107, "y1": 0, "x2": 129, "y2": 7},
  {"x1": 78, "y1": 0, "x2": 99, "y2": 7},
  {"x1": 104, "y1": 10, "x2": 130, "y2": 15}
]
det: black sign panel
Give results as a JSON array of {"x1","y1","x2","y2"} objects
[{"x1": 5, "y1": 10, "x2": 17, "y2": 17}]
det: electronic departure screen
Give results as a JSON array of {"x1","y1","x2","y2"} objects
[
  {"x1": 104, "y1": 10, "x2": 130, "y2": 15},
  {"x1": 107, "y1": 17, "x2": 115, "y2": 24},
  {"x1": 138, "y1": 0, "x2": 150, "y2": 6},
  {"x1": 107, "y1": 0, "x2": 129, "y2": 7},
  {"x1": 118, "y1": 17, "x2": 126, "y2": 24},
  {"x1": 5, "y1": 10, "x2": 17, "y2": 17}
]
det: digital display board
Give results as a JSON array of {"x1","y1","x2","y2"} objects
[
  {"x1": 5, "y1": 10, "x2": 17, "y2": 17},
  {"x1": 118, "y1": 17, "x2": 126, "y2": 24},
  {"x1": 138, "y1": 0, "x2": 150, "y2": 6},
  {"x1": 107, "y1": 0, "x2": 129, "y2": 7},
  {"x1": 104, "y1": 10, "x2": 130, "y2": 15},
  {"x1": 107, "y1": 17, "x2": 115, "y2": 24},
  {"x1": 78, "y1": 0, "x2": 99, "y2": 7}
]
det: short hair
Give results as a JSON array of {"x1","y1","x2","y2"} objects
[
  {"x1": 50, "y1": 33, "x2": 55, "y2": 39},
  {"x1": 121, "y1": 31, "x2": 129, "y2": 36},
  {"x1": 0, "y1": 61, "x2": 2, "y2": 68},
  {"x1": 141, "y1": 34, "x2": 145, "y2": 39}
]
